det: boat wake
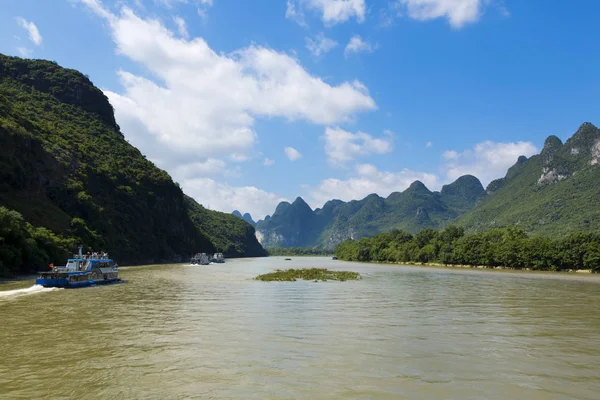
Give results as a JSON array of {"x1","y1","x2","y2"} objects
[{"x1": 0, "y1": 285, "x2": 60, "y2": 299}]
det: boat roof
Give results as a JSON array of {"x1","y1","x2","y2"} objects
[{"x1": 67, "y1": 258, "x2": 114, "y2": 263}]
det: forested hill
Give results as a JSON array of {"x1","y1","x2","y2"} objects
[
  {"x1": 0, "y1": 54, "x2": 265, "y2": 276},
  {"x1": 457, "y1": 122, "x2": 600, "y2": 236}
]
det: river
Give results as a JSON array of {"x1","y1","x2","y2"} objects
[{"x1": 1, "y1": 257, "x2": 600, "y2": 399}]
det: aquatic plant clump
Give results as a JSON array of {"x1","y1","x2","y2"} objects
[{"x1": 255, "y1": 268, "x2": 361, "y2": 282}]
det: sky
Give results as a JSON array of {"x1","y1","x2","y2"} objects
[{"x1": 1, "y1": 0, "x2": 599, "y2": 220}]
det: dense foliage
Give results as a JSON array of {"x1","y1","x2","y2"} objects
[
  {"x1": 255, "y1": 175, "x2": 484, "y2": 249},
  {"x1": 267, "y1": 247, "x2": 333, "y2": 256},
  {"x1": 335, "y1": 226, "x2": 600, "y2": 272},
  {"x1": 255, "y1": 268, "x2": 361, "y2": 282},
  {"x1": 0, "y1": 207, "x2": 75, "y2": 277},
  {"x1": 0, "y1": 54, "x2": 264, "y2": 276}
]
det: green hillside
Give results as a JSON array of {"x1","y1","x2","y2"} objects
[
  {"x1": 0, "y1": 54, "x2": 264, "y2": 276},
  {"x1": 255, "y1": 175, "x2": 485, "y2": 249},
  {"x1": 457, "y1": 123, "x2": 600, "y2": 236}
]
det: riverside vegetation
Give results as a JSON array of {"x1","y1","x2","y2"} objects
[
  {"x1": 266, "y1": 247, "x2": 334, "y2": 256},
  {"x1": 0, "y1": 54, "x2": 265, "y2": 277},
  {"x1": 335, "y1": 226, "x2": 600, "y2": 272},
  {"x1": 255, "y1": 268, "x2": 361, "y2": 282}
]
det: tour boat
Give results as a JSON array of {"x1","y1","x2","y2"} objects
[
  {"x1": 210, "y1": 253, "x2": 225, "y2": 263},
  {"x1": 35, "y1": 247, "x2": 121, "y2": 288},
  {"x1": 190, "y1": 253, "x2": 210, "y2": 265}
]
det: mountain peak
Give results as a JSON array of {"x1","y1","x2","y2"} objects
[
  {"x1": 232, "y1": 210, "x2": 242, "y2": 218},
  {"x1": 273, "y1": 201, "x2": 291, "y2": 215},
  {"x1": 407, "y1": 180, "x2": 430, "y2": 193},
  {"x1": 576, "y1": 122, "x2": 598, "y2": 133},
  {"x1": 291, "y1": 197, "x2": 314, "y2": 212},
  {"x1": 441, "y1": 175, "x2": 485, "y2": 213},
  {"x1": 293, "y1": 196, "x2": 308, "y2": 205},
  {"x1": 542, "y1": 135, "x2": 563, "y2": 153}
]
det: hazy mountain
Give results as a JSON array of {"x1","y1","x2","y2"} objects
[{"x1": 232, "y1": 210, "x2": 256, "y2": 226}]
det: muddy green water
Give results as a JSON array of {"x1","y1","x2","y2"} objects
[{"x1": 1, "y1": 257, "x2": 600, "y2": 399}]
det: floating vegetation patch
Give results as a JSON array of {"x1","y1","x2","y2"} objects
[{"x1": 255, "y1": 268, "x2": 361, "y2": 282}]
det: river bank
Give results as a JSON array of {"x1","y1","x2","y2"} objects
[{"x1": 335, "y1": 259, "x2": 596, "y2": 274}]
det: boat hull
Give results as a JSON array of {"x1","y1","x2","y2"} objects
[{"x1": 35, "y1": 278, "x2": 122, "y2": 289}]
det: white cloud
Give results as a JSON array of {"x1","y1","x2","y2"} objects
[
  {"x1": 426, "y1": 141, "x2": 432, "y2": 148},
  {"x1": 284, "y1": 146, "x2": 303, "y2": 161},
  {"x1": 16, "y1": 47, "x2": 31, "y2": 57},
  {"x1": 263, "y1": 158, "x2": 275, "y2": 166},
  {"x1": 81, "y1": 1, "x2": 375, "y2": 205},
  {"x1": 442, "y1": 140, "x2": 538, "y2": 185},
  {"x1": 395, "y1": 0, "x2": 487, "y2": 28},
  {"x1": 286, "y1": 0, "x2": 307, "y2": 27},
  {"x1": 173, "y1": 16, "x2": 188, "y2": 38},
  {"x1": 182, "y1": 178, "x2": 286, "y2": 219},
  {"x1": 287, "y1": 0, "x2": 366, "y2": 26},
  {"x1": 16, "y1": 17, "x2": 42, "y2": 46},
  {"x1": 305, "y1": 32, "x2": 338, "y2": 56},
  {"x1": 173, "y1": 158, "x2": 225, "y2": 179},
  {"x1": 323, "y1": 127, "x2": 393, "y2": 166},
  {"x1": 309, "y1": 163, "x2": 440, "y2": 207},
  {"x1": 442, "y1": 149, "x2": 459, "y2": 160},
  {"x1": 344, "y1": 35, "x2": 373, "y2": 57}
]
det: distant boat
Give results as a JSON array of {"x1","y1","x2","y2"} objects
[
  {"x1": 284, "y1": 258, "x2": 292, "y2": 261},
  {"x1": 35, "y1": 247, "x2": 121, "y2": 288},
  {"x1": 332, "y1": 256, "x2": 338, "y2": 260},
  {"x1": 190, "y1": 253, "x2": 209, "y2": 265},
  {"x1": 210, "y1": 253, "x2": 225, "y2": 263}
]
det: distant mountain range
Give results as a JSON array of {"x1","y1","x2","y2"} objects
[{"x1": 235, "y1": 122, "x2": 600, "y2": 249}]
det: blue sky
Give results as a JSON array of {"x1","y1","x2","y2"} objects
[{"x1": 2, "y1": 0, "x2": 599, "y2": 219}]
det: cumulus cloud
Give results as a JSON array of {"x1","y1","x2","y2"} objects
[
  {"x1": 263, "y1": 158, "x2": 275, "y2": 166},
  {"x1": 305, "y1": 32, "x2": 338, "y2": 56},
  {"x1": 182, "y1": 178, "x2": 287, "y2": 220},
  {"x1": 309, "y1": 163, "x2": 440, "y2": 207},
  {"x1": 344, "y1": 35, "x2": 373, "y2": 57},
  {"x1": 442, "y1": 140, "x2": 538, "y2": 185},
  {"x1": 323, "y1": 127, "x2": 393, "y2": 166},
  {"x1": 172, "y1": 158, "x2": 225, "y2": 180},
  {"x1": 287, "y1": 0, "x2": 366, "y2": 26},
  {"x1": 85, "y1": 2, "x2": 375, "y2": 162},
  {"x1": 284, "y1": 147, "x2": 303, "y2": 161},
  {"x1": 394, "y1": 0, "x2": 490, "y2": 28},
  {"x1": 16, "y1": 17, "x2": 42, "y2": 46}
]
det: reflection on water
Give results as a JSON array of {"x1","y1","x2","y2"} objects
[{"x1": 1, "y1": 258, "x2": 600, "y2": 399}]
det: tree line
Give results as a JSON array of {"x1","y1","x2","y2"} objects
[
  {"x1": 267, "y1": 247, "x2": 334, "y2": 256},
  {"x1": 0, "y1": 207, "x2": 76, "y2": 277},
  {"x1": 335, "y1": 226, "x2": 600, "y2": 272}
]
